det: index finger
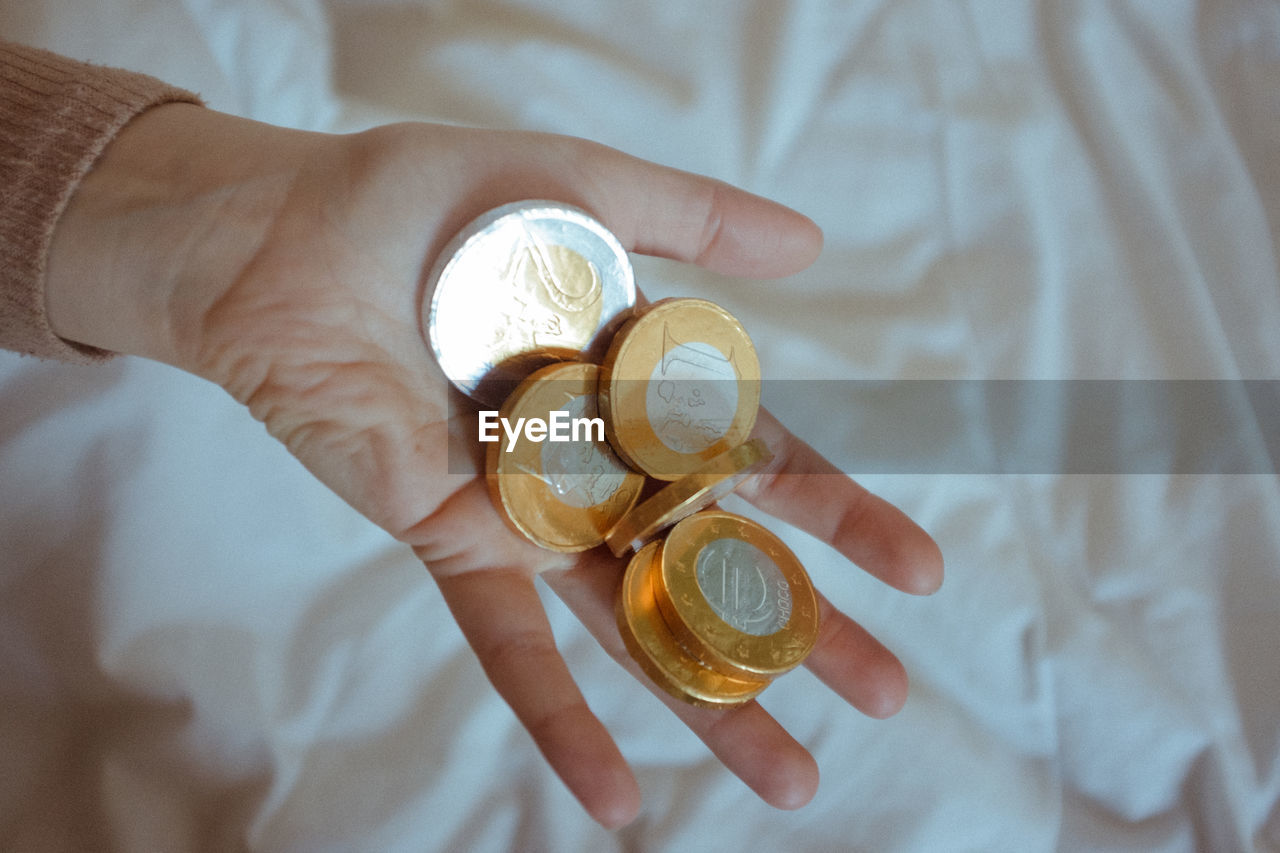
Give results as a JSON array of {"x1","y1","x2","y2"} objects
[{"x1": 738, "y1": 408, "x2": 945, "y2": 596}]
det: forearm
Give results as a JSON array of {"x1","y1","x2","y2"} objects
[
  {"x1": 45, "y1": 103, "x2": 318, "y2": 369},
  {"x1": 0, "y1": 42, "x2": 201, "y2": 362}
]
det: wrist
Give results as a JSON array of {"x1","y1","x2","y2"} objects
[{"x1": 44, "y1": 103, "x2": 318, "y2": 369}]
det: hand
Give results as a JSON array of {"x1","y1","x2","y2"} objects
[{"x1": 45, "y1": 104, "x2": 944, "y2": 828}]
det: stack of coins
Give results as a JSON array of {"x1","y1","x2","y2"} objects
[
  {"x1": 423, "y1": 200, "x2": 820, "y2": 706},
  {"x1": 616, "y1": 510, "x2": 819, "y2": 707}
]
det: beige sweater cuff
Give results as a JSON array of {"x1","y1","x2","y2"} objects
[{"x1": 0, "y1": 42, "x2": 202, "y2": 363}]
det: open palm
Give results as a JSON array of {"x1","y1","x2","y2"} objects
[{"x1": 48, "y1": 106, "x2": 944, "y2": 828}]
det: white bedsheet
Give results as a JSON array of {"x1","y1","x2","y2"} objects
[{"x1": 2, "y1": 2, "x2": 1278, "y2": 850}]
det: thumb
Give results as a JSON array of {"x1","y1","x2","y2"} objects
[{"x1": 566, "y1": 144, "x2": 824, "y2": 278}]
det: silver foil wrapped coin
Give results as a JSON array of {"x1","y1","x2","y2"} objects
[{"x1": 423, "y1": 200, "x2": 636, "y2": 407}]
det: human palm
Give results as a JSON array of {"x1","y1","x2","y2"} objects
[{"x1": 47, "y1": 107, "x2": 943, "y2": 828}]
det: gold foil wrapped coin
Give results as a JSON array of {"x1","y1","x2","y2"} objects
[
  {"x1": 655, "y1": 510, "x2": 819, "y2": 679},
  {"x1": 604, "y1": 438, "x2": 774, "y2": 557},
  {"x1": 425, "y1": 200, "x2": 636, "y2": 407},
  {"x1": 486, "y1": 362, "x2": 643, "y2": 552},
  {"x1": 615, "y1": 541, "x2": 771, "y2": 708},
  {"x1": 599, "y1": 298, "x2": 761, "y2": 481}
]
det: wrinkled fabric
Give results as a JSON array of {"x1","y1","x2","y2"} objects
[{"x1": 1, "y1": 2, "x2": 1277, "y2": 850}]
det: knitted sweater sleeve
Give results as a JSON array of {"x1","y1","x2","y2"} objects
[{"x1": 0, "y1": 42, "x2": 201, "y2": 363}]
